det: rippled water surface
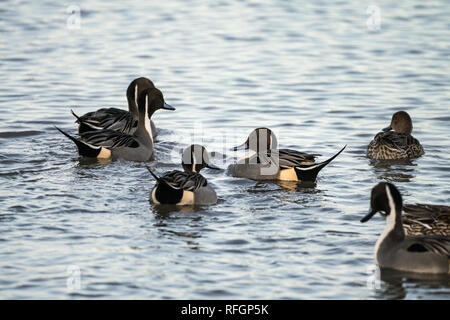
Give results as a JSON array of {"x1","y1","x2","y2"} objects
[{"x1": 1, "y1": 0, "x2": 449, "y2": 299}]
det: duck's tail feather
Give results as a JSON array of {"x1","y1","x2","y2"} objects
[
  {"x1": 71, "y1": 109, "x2": 83, "y2": 123},
  {"x1": 146, "y1": 166, "x2": 161, "y2": 182},
  {"x1": 294, "y1": 145, "x2": 346, "y2": 181},
  {"x1": 54, "y1": 126, "x2": 101, "y2": 157},
  {"x1": 71, "y1": 109, "x2": 102, "y2": 133}
]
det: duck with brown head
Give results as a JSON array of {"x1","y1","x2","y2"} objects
[
  {"x1": 72, "y1": 77, "x2": 174, "y2": 139},
  {"x1": 229, "y1": 127, "x2": 346, "y2": 182},
  {"x1": 367, "y1": 111, "x2": 424, "y2": 160},
  {"x1": 56, "y1": 88, "x2": 175, "y2": 162},
  {"x1": 147, "y1": 144, "x2": 220, "y2": 205}
]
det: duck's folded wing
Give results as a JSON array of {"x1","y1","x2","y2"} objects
[
  {"x1": 161, "y1": 171, "x2": 207, "y2": 191},
  {"x1": 374, "y1": 131, "x2": 412, "y2": 149},
  {"x1": 80, "y1": 129, "x2": 139, "y2": 148},
  {"x1": 79, "y1": 108, "x2": 135, "y2": 132},
  {"x1": 78, "y1": 108, "x2": 125, "y2": 123},
  {"x1": 278, "y1": 148, "x2": 321, "y2": 169}
]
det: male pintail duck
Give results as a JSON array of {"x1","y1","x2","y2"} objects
[
  {"x1": 361, "y1": 182, "x2": 449, "y2": 274},
  {"x1": 403, "y1": 204, "x2": 450, "y2": 237},
  {"x1": 367, "y1": 111, "x2": 424, "y2": 160},
  {"x1": 56, "y1": 88, "x2": 175, "y2": 162},
  {"x1": 228, "y1": 127, "x2": 346, "y2": 182},
  {"x1": 73, "y1": 77, "x2": 172, "y2": 138},
  {"x1": 147, "y1": 144, "x2": 220, "y2": 205}
]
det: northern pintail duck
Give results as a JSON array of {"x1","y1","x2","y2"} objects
[
  {"x1": 228, "y1": 128, "x2": 346, "y2": 182},
  {"x1": 367, "y1": 111, "x2": 424, "y2": 160},
  {"x1": 361, "y1": 182, "x2": 449, "y2": 274},
  {"x1": 147, "y1": 144, "x2": 220, "y2": 205},
  {"x1": 74, "y1": 77, "x2": 172, "y2": 138},
  {"x1": 56, "y1": 88, "x2": 175, "y2": 162}
]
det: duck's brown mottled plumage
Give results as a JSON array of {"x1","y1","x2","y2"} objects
[
  {"x1": 403, "y1": 204, "x2": 450, "y2": 236},
  {"x1": 367, "y1": 131, "x2": 424, "y2": 160},
  {"x1": 367, "y1": 111, "x2": 424, "y2": 160}
]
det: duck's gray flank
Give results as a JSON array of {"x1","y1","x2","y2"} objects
[{"x1": 361, "y1": 182, "x2": 449, "y2": 274}]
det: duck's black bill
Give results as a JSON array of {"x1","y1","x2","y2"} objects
[
  {"x1": 382, "y1": 125, "x2": 392, "y2": 132},
  {"x1": 231, "y1": 142, "x2": 247, "y2": 151},
  {"x1": 206, "y1": 163, "x2": 221, "y2": 170},
  {"x1": 162, "y1": 102, "x2": 176, "y2": 111},
  {"x1": 361, "y1": 208, "x2": 377, "y2": 223}
]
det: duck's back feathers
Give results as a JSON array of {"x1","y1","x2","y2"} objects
[
  {"x1": 75, "y1": 108, "x2": 136, "y2": 134},
  {"x1": 367, "y1": 131, "x2": 424, "y2": 160},
  {"x1": 149, "y1": 169, "x2": 212, "y2": 205},
  {"x1": 159, "y1": 170, "x2": 207, "y2": 191},
  {"x1": 278, "y1": 149, "x2": 321, "y2": 168},
  {"x1": 80, "y1": 129, "x2": 139, "y2": 148},
  {"x1": 403, "y1": 204, "x2": 450, "y2": 236}
]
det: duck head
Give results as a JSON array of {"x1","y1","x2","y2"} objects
[
  {"x1": 181, "y1": 144, "x2": 220, "y2": 173},
  {"x1": 361, "y1": 182, "x2": 403, "y2": 223},
  {"x1": 126, "y1": 77, "x2": 155, "y2": 112},
  {"x1": 137, "y1": 88, "x2": 175, "y2": 118},
  {"x1": 231, "y1": 127, "x2": 278, "y2": 153},
  {"x1": 382, "y1": 111, "x2": 413, "y2": 135}
]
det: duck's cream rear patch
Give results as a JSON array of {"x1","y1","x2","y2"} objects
[
  {"x1": 277, "y1": 168, "x2": 298, "y2": 181},
  {"x1": 97, "y1": 147, "x2": 111, "y2": 159},
  {"x1": 151, "y1": 188, "x2": 160, "y2": 204},
  {"x1": 179, "y1": 190, "x2": 195, "y2": 205}
]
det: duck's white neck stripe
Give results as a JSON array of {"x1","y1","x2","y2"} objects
[
  {"x1": 374, "y1": 185, "x2": 397, "y2": 263},
  {"x1": 192, "y1": 153, "x2": 197, "y2": 172},
  {"x1": 144, "y1": 95, "x2": 153, "y2": 142},
  {"x1": 134, "y1": 84, "x2": 138, "y2": 108},
  {"x1": 386, "y1": 185, "x2": 397, "y2": 219}
]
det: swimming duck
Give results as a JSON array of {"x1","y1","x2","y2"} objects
[
  {"x1": 56, "y1": 88, "x2": 175, "y2": 162},
  {"x1": 367, "y1": 111, "x2": 424, "y2": 160},
  {"x1": 147, "y1": 144, "x2": 220, "y2": 205},
  {"x1": 361, "y1": 182, "x2": 449, "y2": 274},
  {"x1": 228, "y1": 127, "x2": 346, "y2": 182},
  {"x1": 73, "y1": 77, "x2": 172, "y2": 138},
  {"x1": 403, "y1": 203, "x2": 450, "y2": 237}
]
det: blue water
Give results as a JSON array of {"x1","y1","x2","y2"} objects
[{"x1": 0, "y1": 0, "x2": 449, "y2": 299}]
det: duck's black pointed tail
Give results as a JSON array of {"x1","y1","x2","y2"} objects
[
  {"x1": 294, "y1": 145, "x2": 346, "y2": 181},
  {"x1": 146, "y1": 167, "x2": 183, "y2": 205},
  {"x1": 71, "y1": 109, "x2": 83, "y2": 124},
  {"x1": 54, "y1": 126, "x2": 100, "y2": 157},
  {"x1": 146, "y1": 166, "x2": 161, "y2": 182},
  {"x1": 71, "y1": 110, "x2": 101, "y2": 134}
]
